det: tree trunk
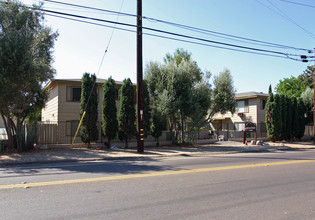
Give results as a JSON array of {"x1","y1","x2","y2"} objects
[{"x1": 1, "y1": 111, "x2": 17, "y2": 150}]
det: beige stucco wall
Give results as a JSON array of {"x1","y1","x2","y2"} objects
[
  {"x1": 213, "y1": 98, "x2": 261, "y2": 124},
  {"x1": 42, "y1": 82, "x2": 59, "y2": 122},
  {"x1": 213, "y1": 98, "x2": 266, "y2": 123},
  {"x1": 42, "y1": 79, "x2": 124, "y2": 123}
]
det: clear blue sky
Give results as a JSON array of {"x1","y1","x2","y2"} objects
[{"x1": 21, "y1": 0, "x2": 315, "y2": 93}]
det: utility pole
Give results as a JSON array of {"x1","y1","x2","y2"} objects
[{"x1": 136, "y1": 0, "x2": 144, "y2": 153}]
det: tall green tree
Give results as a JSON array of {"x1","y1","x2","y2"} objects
[
  {"x1": 279, "y1": 95, "x2": 286, "y2": 140},
  {"x1": 209, "y1": 69, "x2": 236, "y2": 118},
  {"x1": 296, "y1": 98, "x2": 306, "y2": 139},
  {"x1": 0, "y1": 0, "x2": 58, "y2": 150},
  {"x1": 151, "y1": 105, "x2": 164, "y2": 146},
  {"x1": 145, "y1": 49, "x2": 235, "y2": 144},
  {"x1": 146, "y1": 49, "x2": 204, "y2": 143},
  {"x1": 266, "y1": 90, "x2": 305, "y2": 141},
  {"x1": 102, "y1": 77, "x2": 118, "y2": 148},
  {"x1": 275, "y1": 76, "x2": 307, "y2": 97},
  {"x1": 299, "y1": 65, "x2": 315, "y2": 88},
  {"x1": 80, "y1": 73, "x2": 98, "y2": 147},
  {"x1": 301, "y1": 87, "x2": 314, "y2": 125},
  {"x1": 285, "y1": 96, "x2": 292, "y2": 140},
  {"x1": 291, "y1": 97, "x2": 298, "y2": 140},
  {"x1": 142, "y1": 80, "x2": 151, "y2": 137},
  {"x1": 273, "y1": 94, "x2": 282, "y2": 141},
  {"x1": 265, "y1": 85, "x2": 276, "y2": 141},
  {"x1": 118, "y1": 78, "x2": 136, "y2": 148}
]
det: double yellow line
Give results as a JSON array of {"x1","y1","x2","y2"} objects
[{"x1": 1, "y1": 159, "x2": 314, "y2": 189}]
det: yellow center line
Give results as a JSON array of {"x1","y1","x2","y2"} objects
[{"x1": 1, "y1": 159, "x2": 314, "y2": 189}]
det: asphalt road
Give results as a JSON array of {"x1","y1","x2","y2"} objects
[{"x1": 1, "y1": 150, "x2": 315, "y2": 220}]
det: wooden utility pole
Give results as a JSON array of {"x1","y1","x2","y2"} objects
[{"x1": 136, "y1": 0, "x2": 144, "y2": 153}]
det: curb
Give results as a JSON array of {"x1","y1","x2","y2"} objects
[{"x1": 1, "y1": 147, "x2": 315, "y2": 167}]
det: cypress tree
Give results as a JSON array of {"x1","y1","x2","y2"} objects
[
  {"x1": 279, "y1": 94, "x2": 286, "y2": 140},
  {"x1": 265, "y1": 86, "x2": 276, "y2": 141},
  {"x1": 273, "y1": 94, "x2": 281, "y2": 141},
  {"x1": 285, "y1": 96, "x2": 292, "y2": 141},
  {"x1": 296, "y1": 98, "x2": 306, "y2": 139},
  {"x1": 143, "y1": 80, "x2": 151, "y2": 137},
  {"x1": 291, "y1": 97, "x2": 298, "y2": 140},
  {"x1": 80, "y1": 73, "x2": 98, "y2": 148},
  {"x1": 118, "y1": 78, "x2": 136, "y2": 148},
  {"x1": 268, "y1": 84, "x2": 272, "y2": 95},
  {"x1": 102, "y1": 77, "x2": 118, "y2": 148}
]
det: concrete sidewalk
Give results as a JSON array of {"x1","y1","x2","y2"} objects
[{"x1": 1, "y1": 141, "x2": 315, "y2": 166}]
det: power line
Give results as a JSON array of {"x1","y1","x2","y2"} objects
[
  {"x1": 95, "y1": 0, "x2": 125, "y2": 76},
  {"x1": 45, "y1": 12, "x2": 314, "y2": 63},
  {"x1": 40, "y1": 8, "x2": 313, "y2": 60},
  {"x1": 42, "y1": 0, "x2": 311, "y2": 52},
  {"x1": 43, "y1": 0, "x2": 135, "y2": 18},
  {"x1": 279, "y1": 0, "x2": 315, "y2": 9},
  {"x1": 256, "y1": 0, "x2": 315, "y2": 40}
]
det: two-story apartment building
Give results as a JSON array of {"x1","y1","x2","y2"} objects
[
  {"x1": 41, "y1": 78, "x2": 126, "y2": 144},
  {"x1": 211, "y1": 92, "x2": 269, "y2": 141}
]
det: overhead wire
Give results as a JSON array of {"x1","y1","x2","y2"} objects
[
  {"x1": 266, "y1": 0, "x2": 315, "y2": 39},
  {"x1": 40, "y1": 8, "x2": 313, "y2": 62},
  {"x1": 279, "y1": 0, "x2": 315, "y2": 9},
  {"x1": 47, "y1": 13, "x2": 307, "y2": 61},
  {"x1": 95, "y1": 0, "x2": 125, "y2": 76},
  {"x1": 256, "y1": 0, "x2": 315, "y2": 40},
  {"x1": 42, "y1": 0, "x2": 311, "y2": 52}
]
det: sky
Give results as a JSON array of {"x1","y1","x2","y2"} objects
[{"x1": 20, "y1": 0, "x2": 315, "y2": 93}]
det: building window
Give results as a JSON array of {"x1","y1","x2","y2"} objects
[
  {"x1": 67, "y1": 86, "x2": 81, "y2": 102},
  {"x1": 236, "y1": 100, "x2": 249, "y2": 113}
]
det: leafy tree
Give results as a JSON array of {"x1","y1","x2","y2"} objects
[
  {"x1": 299, "y1": 65, "x2": 315, "y2": 88},
  {"x1": 163, "y1": 48, "x2": 192, "y2": 66},
  {"x1": 209, "y1": 69, "x2": 236, "y2": 117},
  {"x1": 102, "y1": 77, "x2": 118, "y2": 148},
  {"x1": 0, "y1": 0, "x2": 58, "y2": 150},
  {"x1": 275, "y1": 76, "x2": 307, "y2": 97},
  {"x1": 151, "y1": 105, "x2": 164, "y2": 146},
  {"x1": 80, "y1": 73, "x2": 98, "y2": 147},
  {"x1": 142, "y1": 80, "x2": 151, "y2": 137},
  {"x1": 145, "y1": 49, "x2": 235, "y2": 144},
  {"x1": 187, "y1": 80, "x2": 212, "y2": 142},
  {"x1": 301, "y1": 87, "x2": 314, "y2": 125},
  {"x1": 118, "y1": 78, "x2": 136, "y2": 148}
]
